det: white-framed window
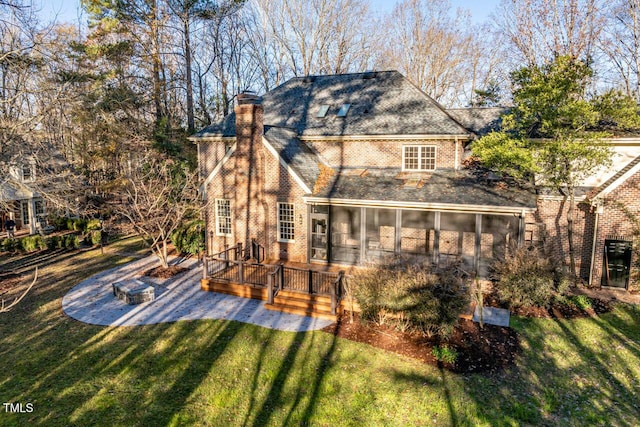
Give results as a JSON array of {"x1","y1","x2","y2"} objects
[
  {"x1": 34, "y1": 199, "x2": 45, "y2": 217},
  {"x1": 402, "y1": 145, "x2": 436, "y2": 171},
  {"x1": 22, "y1": 162, "x2": 35, "y2": 182},
  {"x1": 215, "y1": 199, "x2": 232, "y2": 236},
  {"x1": 21, "y1": 201, "x2": 30, "y2": 225},
  {"x1": 277, "y1": 203, "x2": 295, "y2": 242}
]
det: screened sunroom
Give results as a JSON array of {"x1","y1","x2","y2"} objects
[{"x1": 307, "y1": 202, "x2": 524, "y2": 276}]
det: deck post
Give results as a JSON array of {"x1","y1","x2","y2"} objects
[
  {"x1": 238, "y1": 260, "x2": 244, "y2": 284},
  {"x1": 279, "y1": 262, "x2": 284, "y2": 290},
  {"x1": 267, "y1": 273, "x2": 274, "y2": 304},
  {"x1": 202, "y1": 256, "x2": 208, "y2": 279},
  {"x1": 236, "y1": 242, "x2": 243, "y2": 261}
]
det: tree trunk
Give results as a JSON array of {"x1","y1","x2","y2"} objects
[
  {"x1": 183, "y1": 14, "x2": 195, "y2": 133},
  {"x1": 567, "y1": 186, "x2": 577, "y2": 279},
  {"x1": 162, "y1": 239, "x2": 168, "y2": 268},
  {"x1": 150, "y1": 0, "x2": 165, "y2": 126}
]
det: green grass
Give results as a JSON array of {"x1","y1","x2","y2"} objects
[{"x1": 1, "y1": 241, "x2": 639, "y2": 426}]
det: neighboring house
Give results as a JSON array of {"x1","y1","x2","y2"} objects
[
  {"x1": 191, "y1": 70, "x2": 640, "y2": 291},
  {"x1": 0, "y1": 158, "x2": 46, "y2": 236}
]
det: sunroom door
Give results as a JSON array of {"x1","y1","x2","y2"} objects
[{"x1": 310, "y1": 207, "x2": 329, "y2": 261}]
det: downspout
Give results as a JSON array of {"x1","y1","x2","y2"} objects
[
  {"x1": 588, "y1": 201, "x2": 602, "y2": 286},
  {"x1": 454, "y1": 137, "x2": 459, "y2": 170}
]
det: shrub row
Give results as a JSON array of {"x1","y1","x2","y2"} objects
[
  {"x1": 1, "y1": 233, "x2": 86, "y2": 253},
  {"x1": 350, "y1": 256, "x2": 470, "y2": 339},
  {"x1": 48, "y1": 216, "x2": 101, "y2": 233}
]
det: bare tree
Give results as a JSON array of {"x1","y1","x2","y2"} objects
[
  {"x1": 600, "y1": 0, "x2": 640, "y2": 101},
  {"x1": 115, "y1": 154, "x2": 200, "y2": 268},
  {"x1": 493, "y1": 0, "x2": 606, "y2": 67},
  {"x1": 381, "y1": 0, "x2": 477, "y2": 106},
  {"x1": 251, "y1": 0, "x2": 378, "y2": 79}
]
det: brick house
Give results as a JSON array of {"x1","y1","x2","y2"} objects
[{"x1": 191, "y1": 71, "x2": 639, "y2": 293}]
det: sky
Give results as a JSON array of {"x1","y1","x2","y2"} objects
[{"x1": 37, "y1": 0, "x2": 502, "y2": 26}]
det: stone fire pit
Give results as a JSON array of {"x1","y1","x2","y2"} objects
[{"x1": 112, "y1": 279, "x2": 155, "y2": 305}]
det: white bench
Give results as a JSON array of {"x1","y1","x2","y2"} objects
[{"x1": 113, "y1": 279, "x2": 155, "y2": 304}]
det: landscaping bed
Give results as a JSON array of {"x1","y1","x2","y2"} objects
[
  {"x1": 324, "y1": 294, "x2": 613, "y2": 374},
  {"x1": 323, "y1": 312, "x2": 520, "y2": 373}
]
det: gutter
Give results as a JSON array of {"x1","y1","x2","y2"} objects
[
  {"x1": 302, "y1": 196, "x2": 536, "y2": 215},
  {"x1": 299, "y1": 134, "x2": 472, "y2": 142}
]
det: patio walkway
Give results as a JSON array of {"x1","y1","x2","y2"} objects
[{"x1": 62, "y1": 255, "x2": 334, "y2": 331}]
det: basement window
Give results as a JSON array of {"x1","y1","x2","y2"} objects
[
  {"x1": 317, "y1": 104, "x2": 330, "y2": 117},
  {"x1": 337, "y1": 103, "x2": 350, "y2": 117}
]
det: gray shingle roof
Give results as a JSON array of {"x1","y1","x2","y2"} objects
[
  {"x1": 193, "y1": 113, "x2": 236, "y2": 138},
  {"x1": 446, "y1": 107, "x2": 508, "y2": 137},
  {"x1": 263, "y1": 126, "x2": 321, "y2": 190},
  {"x1": 313, "y1": 168, "x2": 537, "y2": 209},
  {"x1": 194, "y1": 71, "x2": 471, "y2": 138}
]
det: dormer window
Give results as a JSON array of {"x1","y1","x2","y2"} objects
[
  {"x1": 317, "y1": 104, "x2": 330, "y2": 117},
  {"x1": 402, "y1": 145, "x2": 436, "y2": 171},
  {"x1": 22, "y1": 162, "x2": 34, "y2": 182},
  {"x1": 337, "y1": 104, "x2": 350, "y2": 117}
]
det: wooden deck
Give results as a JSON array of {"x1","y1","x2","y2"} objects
[{"x1": 202, "y1": 248, "x2": 350, "y2": 320}]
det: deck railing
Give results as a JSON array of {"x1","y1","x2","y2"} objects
[{"x1": 205, "y1": 245, "x2": 346, "y2": 315}]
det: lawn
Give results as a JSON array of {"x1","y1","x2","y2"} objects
[{"x1": 1, "y1": 239, "x2": 639, "y2": 426}]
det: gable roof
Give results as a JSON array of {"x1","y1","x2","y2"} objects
[
  {"x1": 194, "y1": 71, "x2": 472, "y2": 138},
  {"x1": 0, "y1": 178, "x2": 35, "y2": 201},
  {"x1": 589, "y1": 154, "x2": 640, "y2": 200},
  {"x1": 447, "y1": 107, "x2": 508, "y2": 137}
]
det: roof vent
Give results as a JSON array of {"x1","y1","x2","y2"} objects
[
  {"x1": 363, "y1": 71, "x2": 377, "y2": 79},
  {"x1": 302, "y1": 75, "x2": 316, "y2": 83},
  {"x1": 485, "y1": 171, "x2": 501, "y2": 185}
]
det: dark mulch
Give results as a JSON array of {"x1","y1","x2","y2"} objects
[
  {"x1": 513, "y1": 298, "x2": 611, "y2": 318},
  {"x1": 322, "y1": 312, "x2": 520, "y2": 373},
  {"x1": 144, "y1": 265, "x2": 188, "y2": 279},
  {"x1": 484, "y1": 291, "x2": 612, "y2": 319},
  {"x1": 323, "y1": 294, "x2": 613, "y2": 373}
]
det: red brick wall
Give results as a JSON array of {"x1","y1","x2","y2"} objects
[
  {"x1": 592, "y1": 171, "x2": 640, "y2": 288},
  {"x1": 307, "y1": 139, "x2": 462, "y2": 169},
  {"x1": 204, "y1": 102, "x2": 308, "y2": 262},
  {"x1": 533, "y1": 197, "x2": 596, "y2": 280},
  {"x1": 198, "y1": 139, "x2": 229, "y2": 178}
]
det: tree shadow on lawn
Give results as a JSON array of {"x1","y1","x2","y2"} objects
[
  {"x1": 1, "y1": 244, "x2": 251, "y2": 426},
  {"x1": 384, "y1": 308, "x2": 640, "y2": 426},
  {"x1": 0, "y1": 245, "x2": 351, "y2": 426}
]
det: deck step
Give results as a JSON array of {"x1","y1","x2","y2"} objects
[
  {"x1": 273, "y1": 294, "x2": 333, "y2": 311},
  {"x1": 201, "y1": 279, "x2": 267, "y2": 300},
  {"x1": 275, "y1": 289, "x2": 333, "y2": 305},
  {"x1": 264, "y1": 302, "x2": 339, "y2": 321}
]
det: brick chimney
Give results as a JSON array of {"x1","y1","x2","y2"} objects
[{"x1": 234, "y1": 92, "x2": 267, "y2": 250}]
